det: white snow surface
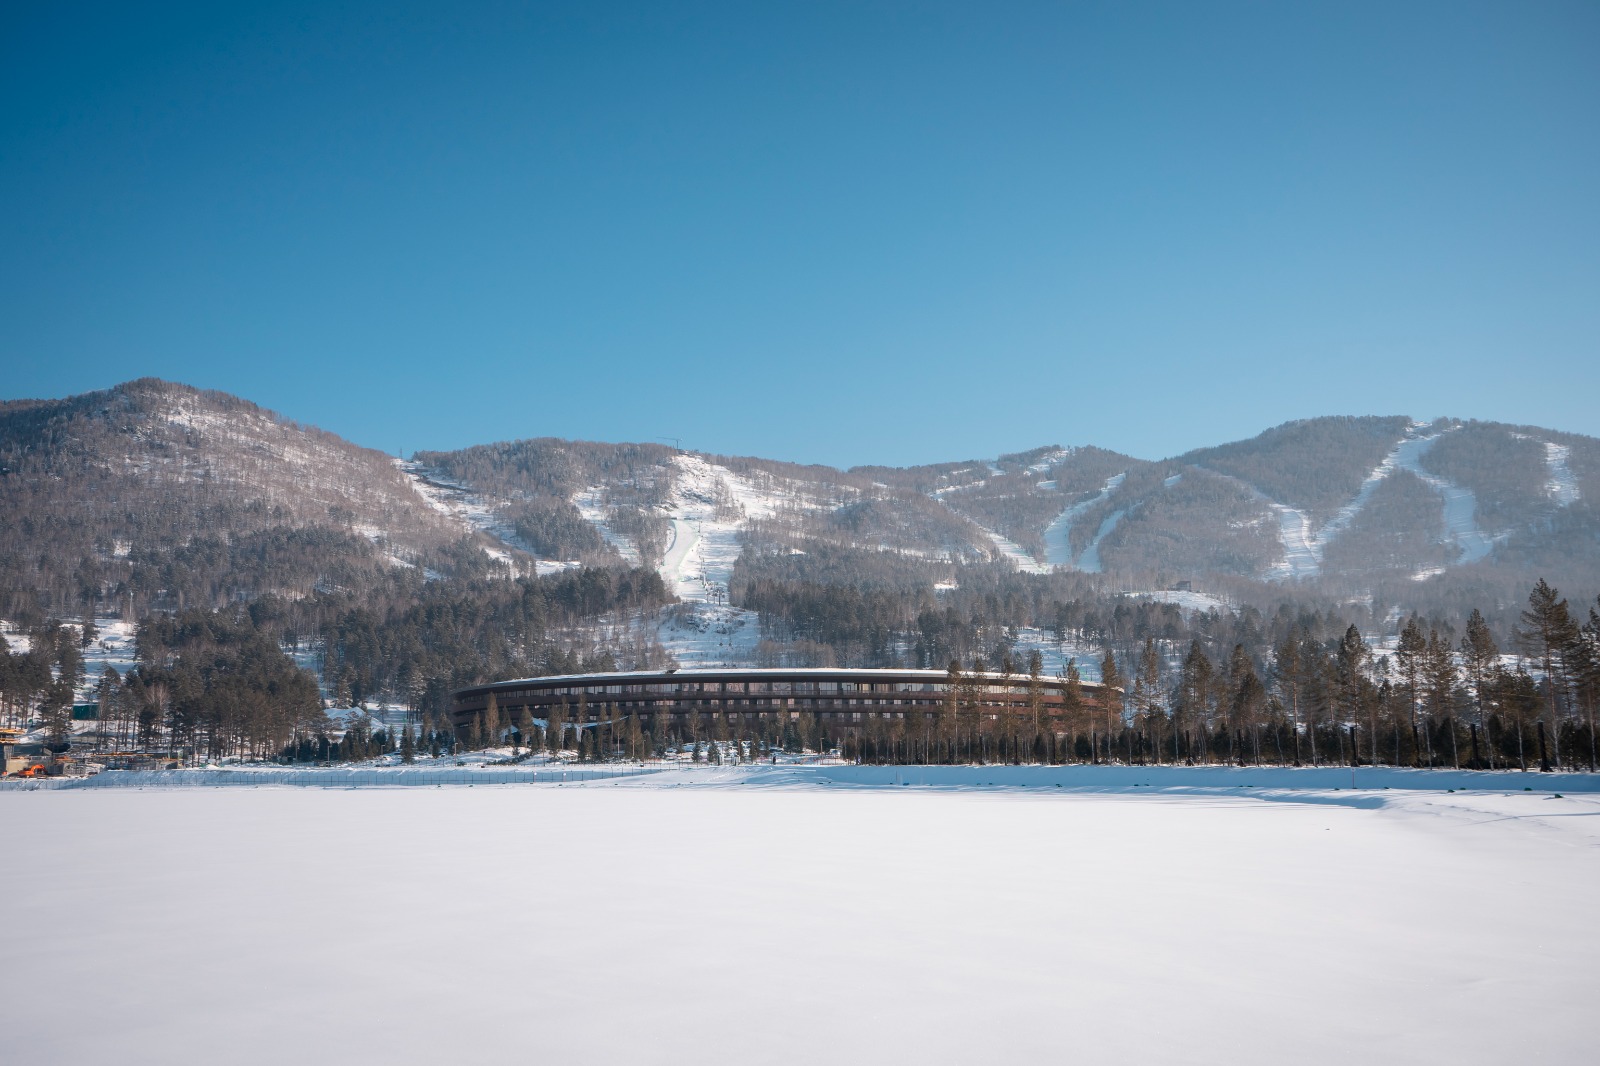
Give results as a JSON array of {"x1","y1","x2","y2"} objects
[
  {"x1": 1077, "y1": 508, "x2": 1125, "y2": 574},
  {"x1": 1042, "y1": 472, "x2": 1125, "y2": 568},
  {"x1": 972, "y1": 522, "x2": 1051, "y2": 574},
  {"x1": 1, "y1": 617, "x2": 140, "y2": 702},
  {"x1": 998, "y1": 625, "x2": 1104, "y2": 680},
  {"x1": 658, "y1": 453, "x2": 777, "y2": 602},
  {"x1": 1023, "y1": 447, "x2": 1071, "y2": 474},
  {"x1": 396, "y1": 460, "x2": 528, "y2": 570},
  {"x1": 0, "y1": 620, "x2": 29, "y2": 655},
  {"x1": 5, "y1": 767, "x2": 1597, "y2": 1065},
  {"x1": 1544, "y1": 441, "x2": 1581, "y2": 506},
  {"x1": 571, "y1": 486, "x2": 641, "y2": 565},
  {"x1": 1119, "y1": 589, "x2": 1233, "y2": 613},
  {"x1": 647, "y1": 455, "x2": 788, "y2": 667},
  {"x1": 654, "y1": 603, "x2": 765, "y2": 668},
  {"x1": 1256, "y1": 435, "x2": 1419, "y2": 579}
]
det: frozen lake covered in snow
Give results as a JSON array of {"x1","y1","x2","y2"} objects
[{"x1": 4, "y1": 768, "x2": 1597, "y2": 1065}]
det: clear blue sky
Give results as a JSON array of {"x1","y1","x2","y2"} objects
[{"x1": 3, "y1": 1, "x2": 1596, "y2": 467}]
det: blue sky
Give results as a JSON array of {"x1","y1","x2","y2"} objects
[{"x1": 3, "y1": 1, "x2": 1596, "y2": 467}]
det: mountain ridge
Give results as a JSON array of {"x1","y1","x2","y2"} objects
[{"x1": 3, "y1": 380, "x2": 1597, "y2": 628}]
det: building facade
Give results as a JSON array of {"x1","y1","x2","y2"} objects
[{"x1": 452, "y1": 667, "x2": 1107, "y2": 742}]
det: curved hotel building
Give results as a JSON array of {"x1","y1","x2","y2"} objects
[{"x1": 453, "y1": 667, "x2": 1107, "y2": 741}]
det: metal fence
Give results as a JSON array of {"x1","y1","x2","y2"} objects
[{"x1": 0, "y1": 764, "x2": 664, "y2": 791}]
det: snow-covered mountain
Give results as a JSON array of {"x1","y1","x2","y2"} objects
[
  {"x1": 0, "y1": 379, "x2": 510, "y2": 618},
  {"x1": 4, "y1": 383, "x2": 1597, "y2": 626},
  {"x1": 409, "y1": 415, "x2": 1599, "y2": 600}
]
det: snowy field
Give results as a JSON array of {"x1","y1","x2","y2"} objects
[{"x1": 4, "y1": 769, "x2": 1597, "y2": 1065}]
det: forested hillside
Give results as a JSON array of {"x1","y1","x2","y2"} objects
[
  {"x1": 0, "y1": 379, "x2": 493, "y2": 621},
  {"x1": 4, "y1": 380, "x2": 1600, "y2": 768}
]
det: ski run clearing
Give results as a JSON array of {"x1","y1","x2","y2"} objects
[
  {"x1": 1263, "y1": 425, "x2": 1512, "y2": 581},
  {"x1": 4, "y1": 766, "x2": 1596, "y2": 1066}
]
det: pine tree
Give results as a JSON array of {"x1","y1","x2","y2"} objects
[
  {"x1": 1128, "y1": 637, "x2": 1164, "y2": 764},
  {"x1": 548, "y1": 699, "x2": 568, "y2": 754},
  {"x1": 1423, "y1": 629, "x2": 1458, "y2": 768},
  {"x1": 1027, "y1": 652, "x2": 1045, "y2": 764},
  {"x1": 1099, "y1": 650, "x2": 1122, "y2": 764},
  {"x1": 483, "y1": 692, "x2": 502, "y2": 751},
  {"x1": 1518, "y1": 579, "x2": 1576, "y2": 770},
  {"x1": 1271, "y1": 631, "x2": 1306, "y2": 766},
  {"x1": 626, "y1": 713, "x2": 644, "y2": 763},
  {"x1": 1176, "y1": 640, "x2": 1213, "y2": 765},
  {"x1": 1396, "y1": 617, "x2": 1427, "y2": 768},
  {"x1": 400, "y1": 724, "x2": 415, "y2": 764},
  {"x1": 1460, "y1": 609, "x2": 1499, "y2": 769},
  {"x1": 96, "y1": 666, "x2": 120, "y2": 753},
  {"x1": 1572, "y1": 599, "x2": 1600, "y2": 772},
  {"x1": 1059, "y1": 660, "x2": 1084, "y2": 761},
  {"x1": 1223, "y1": 645, "x2": 1260, "y2": 765},
  {"x1": 940, "y1": 660, "x2": 961, "y2": 764}
]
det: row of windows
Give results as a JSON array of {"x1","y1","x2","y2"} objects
[
  {"x1": 464, "y1": 696, "x2": 1066, "y2": 715},
  {"x1": 480, "y1": 680, "x2": 1057, "y2": 703}
]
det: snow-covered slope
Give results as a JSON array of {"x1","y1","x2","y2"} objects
[
  {"x1": 398, "y1": 460, "x2": 536, "y2": 571},
  {"x1": 10, "y1": 381, "x2": 1597, "y2": 623},
  {"x1": 1540, "y1": 441, "x2": 1580, "y2": 506},
  {"x1": 1043, "y1": 472, "x2": 1126, "y2": 568},
  {"x1": 1243, "y1": 424, "x2": 1505, "y2": 580},
  {"x1": 1387, "y1": 431, "x2": 1502, "y2": 565}
]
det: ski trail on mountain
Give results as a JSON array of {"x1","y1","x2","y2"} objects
[
  {"x1": 970, "y1": 523, "x2": 1051, "y2": 574},
  {"x1": 1543, "y1": 442, "x2": 1580, "y2": 506},
  {"x1": 1239, "y1": 426, "x2": 1505, "y2": 579},
  {"x1": 1387, "y1": 434, "x2": 1500, "y2": 564},
  {"x1": 657, "y1": 454, "x2": 778, "y2": 602},
  {"x1": 650, "y1": 454, "x2": 783, "y2": 668},
  {"x1": 1043, "y1": 472, "x2": 1125, "y2": 568},
  {"x1": 572, "y1": 488, "x2": 642, "y2": 565},
  {"x1": 396, "y1": 459, "x2": 532, "y2": 569},
  {"x1": 1078, "y1": 509, "x2": 1126, "y2": 574}
]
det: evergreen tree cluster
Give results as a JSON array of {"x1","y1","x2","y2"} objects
[{"x1": 96, "y1": 609, "x2": 327, "y2": 760}]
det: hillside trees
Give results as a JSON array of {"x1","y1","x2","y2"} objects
[
  {"x1": 1518, "y1": 579, "x2": 1576, "y2": 770},
  {"x1": 1461, "y1": 610, "x2": 1500, "y2": 769},
  {"x1": 131, "y1": 609, "x2": 324, "y2": 760}
]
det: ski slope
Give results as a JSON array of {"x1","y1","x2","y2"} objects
[
  {"x1": 1077, "y1": 508, "x2": 1126, "y2": 574},
  {"x1": 648, "y1": 455, "x2": 785, "y2": 667},
  {"x1": 396, "y1": 460, "x2": 530, "y2": 569},
  {"x1": 1388, "y1": 432, "x2": 1501, "y2": 564},
  {"x1": 1258, "y1": 426, "x2": 1504, "y2": 579},
  {"x1": 1544, "y1": 441, "x2": 1580, "y2": 506},
  {"x1": 6, "y1": 774, "x2": 1596, "y2": 1066},
  {"x1": 1042, "y1": 472, "x2": 1125, "y2": 567},
  {"x1": 971, "y1": 522, "x2": 1051, "y2": 574},
  {"x1": 570, "y1": 487, "x2": 641, "y2": 565},
  {"x1": 656, "y1": 453, "x2": 777, "y2": 602}
]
